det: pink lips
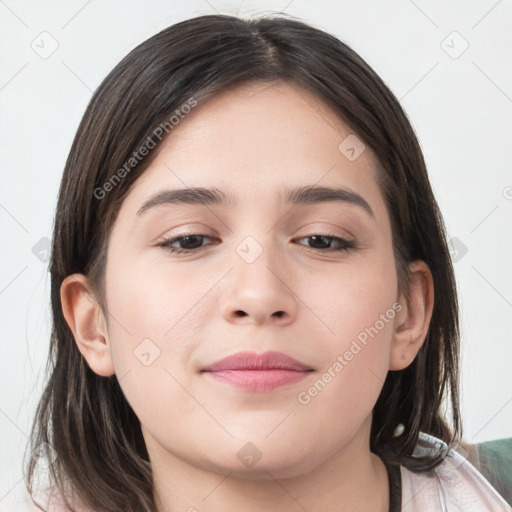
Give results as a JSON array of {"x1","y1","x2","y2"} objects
[{"x1": 201, "y1": 351, "x2": 314, "y2": 392}]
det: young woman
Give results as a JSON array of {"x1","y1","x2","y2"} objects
[{"x1": 25, "y1": 13, "x2": 511, "y2": 512}]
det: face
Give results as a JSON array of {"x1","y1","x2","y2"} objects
[{"x1": 100, "y1": 82, "x2": 401, "y2": 478}]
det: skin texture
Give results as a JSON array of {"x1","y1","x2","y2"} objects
[{"x1": 61, "y1": 82, "x2": 434, "y2": 512}]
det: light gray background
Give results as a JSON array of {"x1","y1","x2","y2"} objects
[{"x1": 1, "y1": 0, "x2": 511, "y2": 509}]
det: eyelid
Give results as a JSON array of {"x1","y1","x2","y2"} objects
[
  {"x1": 153, "y1": 223, "x2": 216, "y2": 242},
  {"x1": 293, "y1": 225, "x2": 355, "y2": 242},
  {"x1": 292, "y1": 220, "x2": 356, "y2": 237}
]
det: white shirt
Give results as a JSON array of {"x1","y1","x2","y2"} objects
[{"x1": 400, "y1": 433, "x2": 511, "y2": 511}]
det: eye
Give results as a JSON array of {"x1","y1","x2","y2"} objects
[
  {"x1": 295, "y1": 234, "x2": 357, "y2": 252},
  {"x1": 157, "y1": 233, "x2": 357, "y2": 255},
  {"x1": 157, "y1": 233, "x2": 217, "y2": 254}
]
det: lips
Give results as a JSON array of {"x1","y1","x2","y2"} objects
[{"x1": 201, "y1": 351, "x2": 314, "y2": 392}]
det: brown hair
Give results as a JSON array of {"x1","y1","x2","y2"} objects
[{"x1": 25, "y1": 13, "x2": 461, "y2": 511}]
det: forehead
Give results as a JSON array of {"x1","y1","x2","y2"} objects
[
  {"x1": 162, "y1": 81, "x2": 367, "y2": 164},
  {"x1": 115, "y1": 81, "x2": 388, "y2": 225}
]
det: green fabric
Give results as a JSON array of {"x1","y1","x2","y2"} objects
[{"x1": 475, "y1": 437, "x2": 512, "y2": 506}]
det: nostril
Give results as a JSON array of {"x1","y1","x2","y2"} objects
[
  {"x1": 273, "y1": 311, "x2": 285, "y2": 318},
  {"x1": 235, "y1": 310, "x2": 248, "y2": 317}
]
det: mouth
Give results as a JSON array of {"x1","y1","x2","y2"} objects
[{"x1": 200, "y1": 350, "x2": 314, "y2": 392}]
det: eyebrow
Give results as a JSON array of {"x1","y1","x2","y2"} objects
[{"x1": 136, "y1": 185, "x2": 375, "y2": 218}]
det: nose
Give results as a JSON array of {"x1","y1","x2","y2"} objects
[{"x1": 219, "y1": 242, "x2": 298, "y2": 326}]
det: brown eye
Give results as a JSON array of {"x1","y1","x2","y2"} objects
[
  {"x1": 158, "y1": 234, "x2": 216, "y2": 254},
  {"x1": 296, "y1": 235, "x2": 356, "y2": 252}
]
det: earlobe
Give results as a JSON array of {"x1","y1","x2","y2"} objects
[
  {"x1": 60, "y1": 274, "x2": 115, "y2": 377},
  {"x1": 389, "y1": 261, "x2": 434, "y2": 371}
]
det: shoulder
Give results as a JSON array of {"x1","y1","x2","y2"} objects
[{"x1": 400, "y1": 433, "x2": 512, "y2": 511}]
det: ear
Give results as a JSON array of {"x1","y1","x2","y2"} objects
[
  {"x1": 60, "y1": 274, "x2": 115, "y2": 377},
  {"x1": 389, "y1": 260, "x2": 434, "y2": 371}
]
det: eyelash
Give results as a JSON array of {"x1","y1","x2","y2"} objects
[{"x1": 157, "y1": 232, "x2": 357, "y2": 254}]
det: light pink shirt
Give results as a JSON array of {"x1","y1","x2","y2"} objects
[{"x1": 401, "y1": 433, "x2": 511, "y2": 511}]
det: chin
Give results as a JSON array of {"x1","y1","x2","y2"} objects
[{"x1": 195, "y1": 436, "x2": 327, "y2": 481}]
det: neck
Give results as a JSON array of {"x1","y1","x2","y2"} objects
[{"x1": 150, "y1": 421, "x2": 389, "y2": 512}]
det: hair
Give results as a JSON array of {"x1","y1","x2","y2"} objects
[{"x1": 25, "y1": 12, "x2": 461, "y2": 512}]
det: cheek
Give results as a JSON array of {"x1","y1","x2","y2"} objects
[
  {"x1": 299, "y1": 282, "x2": 397, "y2": 407},
  {"x1": 294, "y1": 252, "x2": 398, "y2": 412},
  {"x1": 103, "y1": 262, "x2": 213, "y2": 421},
  {"x1": 294, "y1": 295, "x2": 397, "y2": 452},
  {"x1": 307, "y1": 251, "x2": 398, "y2": 343},
  {"x1": 105, "y1": 256, "x2": 210, "y2": 351}
]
